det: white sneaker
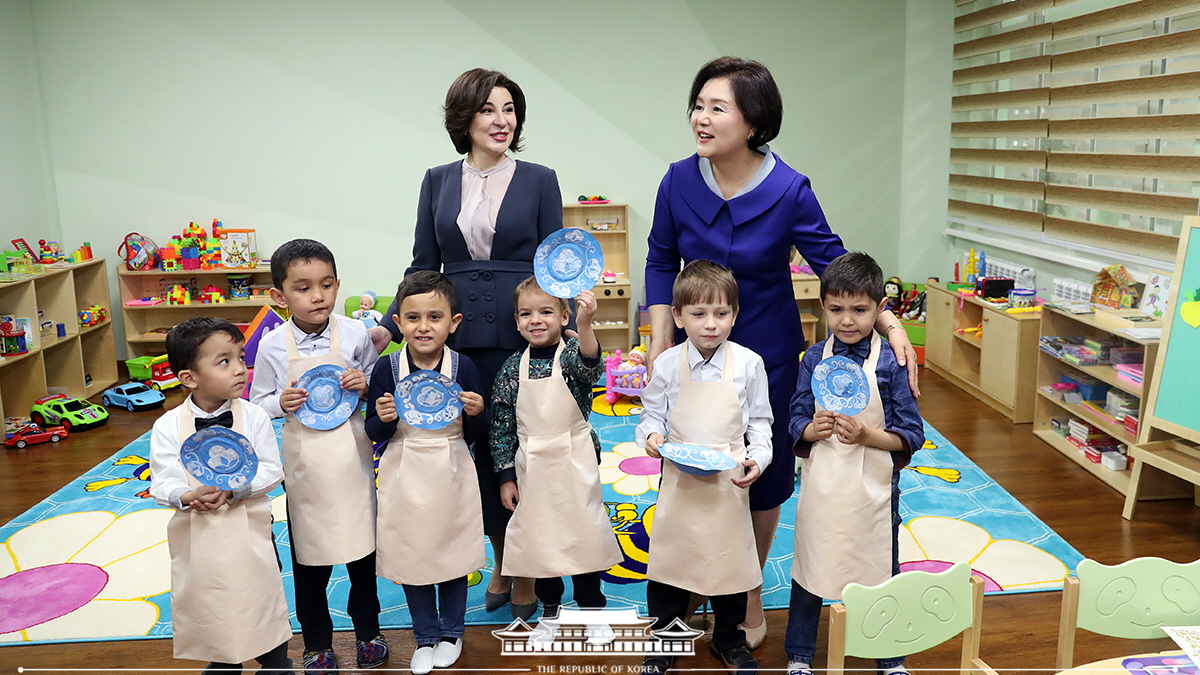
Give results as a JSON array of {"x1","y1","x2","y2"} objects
[
  {"x1": 529, "y1": 622, "x2": 556, "y2": 651},
  {"x1": 409, "y1": 646, "x2": 434, "y2": 675},
  {"x1": 432, "y1": 639, "x2": 462, "y2": 668},
  {"x1": 587, "y1": 623, "x2": 615, "y2": 646}
]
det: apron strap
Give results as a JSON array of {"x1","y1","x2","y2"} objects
[{"x1": 519, "y1": 341, "x2": 565, "y2": 381}]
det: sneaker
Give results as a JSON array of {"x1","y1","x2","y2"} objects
[
  {"x1": 709, "y1": 642, "x2": 758, "y2": 674},
  {"x1": 640, "y1": 654, "x2": 674, "y2": 674},
  {"x1": 356, "y1": 634, "x2": 389, "y2": 669},
  {"x1": 786, "y1": 665, "x2": 814, "y2": 675},
  {"x1": 302, "y1": 649, "x2": 337, "y2": 675}
]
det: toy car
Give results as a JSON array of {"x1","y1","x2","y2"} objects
[
  {"x1": 30, "y1": 393, "x2": 109, "y2": 431},
  {"x1": 102, "y1": 382, "x2": 167, "y2": 411},
  {"x1": 4, "y1": 422, "x2": 68, "y2": 448}
]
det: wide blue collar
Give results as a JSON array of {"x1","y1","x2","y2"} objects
[{"x1": 673, "y1": 153, "x2": 800, "y2": 226}]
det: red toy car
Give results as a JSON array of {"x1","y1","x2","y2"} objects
[{"x1": 4, "y1": 422, "x2": 69, "y2": 448}]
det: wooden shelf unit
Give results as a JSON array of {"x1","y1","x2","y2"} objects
[
  {"x1": 563, "y1": 202, "x2": 634, "y2": 355},
  {"x1": 0, "y1": 258, "x2": 117, "y2": 420},
  {"x1": 117, "y1": 264, "x2": 280, "y2": 358},
  {"x1": 1032, "y1": 305, "x2": 1189, "y2": 499},
  {"x1": 924, "y1": 281, "x2": 1041, "y2": 422}
]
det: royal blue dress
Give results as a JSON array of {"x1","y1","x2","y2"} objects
[{"x1": 645, "y1": 152, "x2": 847, "y2": 510}]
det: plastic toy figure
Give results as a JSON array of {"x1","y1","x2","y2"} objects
[{"x1": 352, "y1": 291, "x2": 383, "y2": 328}]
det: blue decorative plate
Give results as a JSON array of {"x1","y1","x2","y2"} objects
[
  {"x1": 659, "y1": 442, "x2": 739, "y2": 477},
  {"x1": 534, "y1": 228, "x2": 605, "y2": 298},
  {"x1": 811, "y1": 355, "x2": 870, "y2": 416},
  {"x1": 180, "y1": 426, "x2": 258, "y2": 490},
  {"x1": 295, "y1": 364, "x2": 358, "y2": 430},
  {"x1": 395, "y1": 370, "x2": 464, "y2": 430}
]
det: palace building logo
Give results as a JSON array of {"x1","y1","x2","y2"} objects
[{"x1": 491, "y1": 609, "x2": 703, "y2": 656}]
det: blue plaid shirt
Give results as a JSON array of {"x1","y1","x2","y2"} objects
[{"x1": 789, "y1": 336, "x2": 923, "y2": 470}]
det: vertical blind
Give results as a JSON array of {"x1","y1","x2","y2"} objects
[{"x1": 951, "y1": 0, "x2": 1200, "y2": 261}]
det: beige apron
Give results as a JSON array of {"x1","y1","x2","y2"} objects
[
  {"x1": 502, "y1": 341, "x2": 622, "y2": 578},
  {"x1": 167, "y1": 398, "x2": 292, "y2": 663},
  {"x1": 792, "y1": 333, "x2": 892, "y2": 600},
  {"x1": 281, "y1": 318, "x2": 377, "y2": 566},
  {"x1": 645, "y1": 342, "x2": 761, "y2": 596},
  {"x1": 376, "y1": 346, "x2": 485, "y2": 585}
]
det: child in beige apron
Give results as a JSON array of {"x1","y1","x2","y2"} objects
[
  {"x1": 376, "y1": 346, "x2": 484, "y2": 668},
  {"x1": 280, "y1": 319, "x2": 382, "y2": 656},
  {"x1": 645, "y1": 342, "x2": 761, "y2": 659},
  {"x1": 788, "y1": 332, "x2": 905, "y2": 672},
  {"x1": 167, "y1": 398, "x2": 293, "y2": 671},
  {"x1": 502, "y1": 341, "x2": 622, "y2": 616}
]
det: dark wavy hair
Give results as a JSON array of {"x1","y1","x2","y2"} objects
[
  {"x1": 688, "y1": 56, "x2": 783, "y2": 150},
  {"x1": 444, "y1": 68, "x2": 527, "y2": 155}
]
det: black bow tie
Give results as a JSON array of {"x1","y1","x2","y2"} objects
[
  {"x1": 195, "y1": 410, "x2": 233, "y2": 430},
  {"x1": 832, "y1": 339, "x2": 871, "y2": 362}
]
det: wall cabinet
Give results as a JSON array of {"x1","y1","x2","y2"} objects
[
  {"x1": 923, "y1": 282, "x2": 1040, "y2": 422},
  {"x1": 0, "y1": 259, "x2": 117, "y2": 420}
]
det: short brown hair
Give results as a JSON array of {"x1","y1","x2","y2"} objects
[
  {"x1": 672, "y1": 260, "x2": 739, "y2": 312},
  {"x1": 688, "y1": 57, "x2": 782, "y2": 150},
  {"x1": 513, "y1": 275, "x2": 568, "y2": 312},
  {"x1": 444, "y1": 68, "x2": 527, "y2": 155}
]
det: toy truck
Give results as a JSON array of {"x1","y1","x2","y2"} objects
[{"x1": 125, "y1": 354, "x2": 181, "y2": 391}]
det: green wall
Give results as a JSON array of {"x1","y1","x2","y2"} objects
[{"x1": 4, "y1": 0, "x2": 956, "y2": 354}]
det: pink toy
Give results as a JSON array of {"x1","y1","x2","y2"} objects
[{"x1": 604, "y1": 348, "x2": 647, "y2": 403}]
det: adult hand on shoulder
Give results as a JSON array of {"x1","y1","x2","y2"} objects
[
  {"x1": 886, "y1": 324, "x2": 921, "y2": 397},
  {"x1": 731, "y1": 459, "x2": 760, "y2": 489},
  {"x1": 460, "y1": 391, "x2": 484, "y2": 417},
  {"x1": 500, "y1": 480, "x2": 520, "y2": 511},
  {"x1": 368, "y1": 325, "x2": 393, "y2": 355}
]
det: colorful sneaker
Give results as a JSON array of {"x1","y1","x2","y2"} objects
[
  {"x1": 302, "y1": 649, "x2": 337, "y2": 675},
  {"x1": 356, "y1": 634, "x2": 389, "y2": 669}
]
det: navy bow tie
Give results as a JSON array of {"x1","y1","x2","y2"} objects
[
  {"x1": 195, "y1": 410, "x2": 233, "y2": 430},
  {"x1": 832, "y1": 338, "x2": 871, "y2": 361}
]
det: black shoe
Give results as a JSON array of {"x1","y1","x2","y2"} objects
[
  {"x1": 640, "y1": 654, "x2": 674, "y2": 674},
  {"x1": 709, "y1": 642, "x2": 758, "y2": 674},
  {"x1": 202, "y1": 664, "x2": 242, "y2": 675},
  {"x1": 258, "y1": 657, "x2": 294, "y2": 675}
]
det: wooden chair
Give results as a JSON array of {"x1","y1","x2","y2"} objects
[
  {"x1": 1057, "y1": 557, "x2": 1200, "y2": 671},
  {"x1": 828, "y1": 562, "x2": 996, "y2": 675}
]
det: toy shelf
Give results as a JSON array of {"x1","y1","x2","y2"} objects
[
  {"x1": 925, "y1": 282, "x2": 1040, "y2": 422},
  {"x1": 1031, "y1": 304, "x2": 1189, "y2": 500},
  {"x1": 0, "y1": 258, "x2": 117, "y2": 423},
  {"x1": 117, "y1": 263, "x2": 279, "y2": 359},
  {"x1": 564, "y1": 203, "x2": 634, "y2": 355}
]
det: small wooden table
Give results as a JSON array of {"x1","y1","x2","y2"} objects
[{"x1": 793, "y1": 272, "x2": 821, "y2": 346}]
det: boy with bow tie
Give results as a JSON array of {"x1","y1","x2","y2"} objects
[
  {"x1": 149, "y1": 317, "x2": 293, "y2": 675},
  {"x1": 784, "y1": 252, "x2": 924, "y2": 675}
]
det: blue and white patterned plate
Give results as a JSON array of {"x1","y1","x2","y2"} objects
[
  {"x1": 811, "y1": 355, "x2": 870, "y2": 416},
  {"x1": 534, "y1": 228, "x2": 605, "y2": 298},
  {"x1": 180, "y1": 427, "x2": 258, "y2": 490},
  {"x1": 659, "y1": 442, "x2": 739, "y2": 477},
  {"x1": 295, "y1": 364, "x2": 358, "y2": 430},
  {"x1": 395, "y1": 370, "x2": 464, "y2": 430}
]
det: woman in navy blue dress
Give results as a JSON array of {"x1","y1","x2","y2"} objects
[{"x1": 644, "y1": 56, "x2": 918, "y2": 645}]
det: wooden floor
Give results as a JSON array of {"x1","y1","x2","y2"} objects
[{"x1": 4, "y1": 367, "x2": 1200, "y2": 673}]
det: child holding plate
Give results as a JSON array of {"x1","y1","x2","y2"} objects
[
  {"x1": 635, "y1": 259, "x2": 772, "y2": 675},
  {"x1": 489, "y1": 275, "x2": 621, "y2": 631},
  {"x1": 785, "y1": 252, "x2": 924, "y2": 675},
  {"x1": 364, "y1": 270, "x2": 488, "y2": 674},
  {"x1": 249, "y1": 239, "x2": 386, "y2": 674},
  {"x1": 149, "y1": 317, "x2": 292, "y2": 674}
]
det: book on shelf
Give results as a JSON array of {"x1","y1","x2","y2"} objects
[
  {"x1": 1116, "y1": 327, "x2": 1162, "y2": 340},
  {"x1": 1045, "y1": 301, "x2": 1095, "y2": 314}
]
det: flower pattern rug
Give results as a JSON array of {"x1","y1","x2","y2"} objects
[{"x1": 0, "y1": 390, "x2": 1081, "y2": 645}]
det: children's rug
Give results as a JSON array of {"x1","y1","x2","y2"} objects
[{"x1": 1, "y1": 392, "x2": 1081, "y2": 645}]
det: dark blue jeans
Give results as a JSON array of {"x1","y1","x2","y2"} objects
[
  {"x1": 784, "y1": 472, "x2": 904, "y2": 669},
  {"x1": 402, "y1": 576, "x2": 468, "y2": 647}
]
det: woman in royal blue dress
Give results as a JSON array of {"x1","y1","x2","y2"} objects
[{"x1": 644, "y1": 56, "x2": 919, "y2": 647}]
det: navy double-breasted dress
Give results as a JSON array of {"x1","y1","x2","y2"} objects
[{"x1": 645, "y1": 153, "x2": 847, "y2": 510}]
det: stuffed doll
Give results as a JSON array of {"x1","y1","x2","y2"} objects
[{"x1": 352, "y1": 291, "x2": 383, "y2": 328}]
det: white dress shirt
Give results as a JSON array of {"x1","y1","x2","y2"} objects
[
  {"x1": 249, "y1": 313, "x2": 378, "y2": 419},
  {"x1": 149, "y1": 398, "x2": 284, "y2": 510},
  {"x1": 635, "y1": 339, "x2": 774, "y2": 471}
]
